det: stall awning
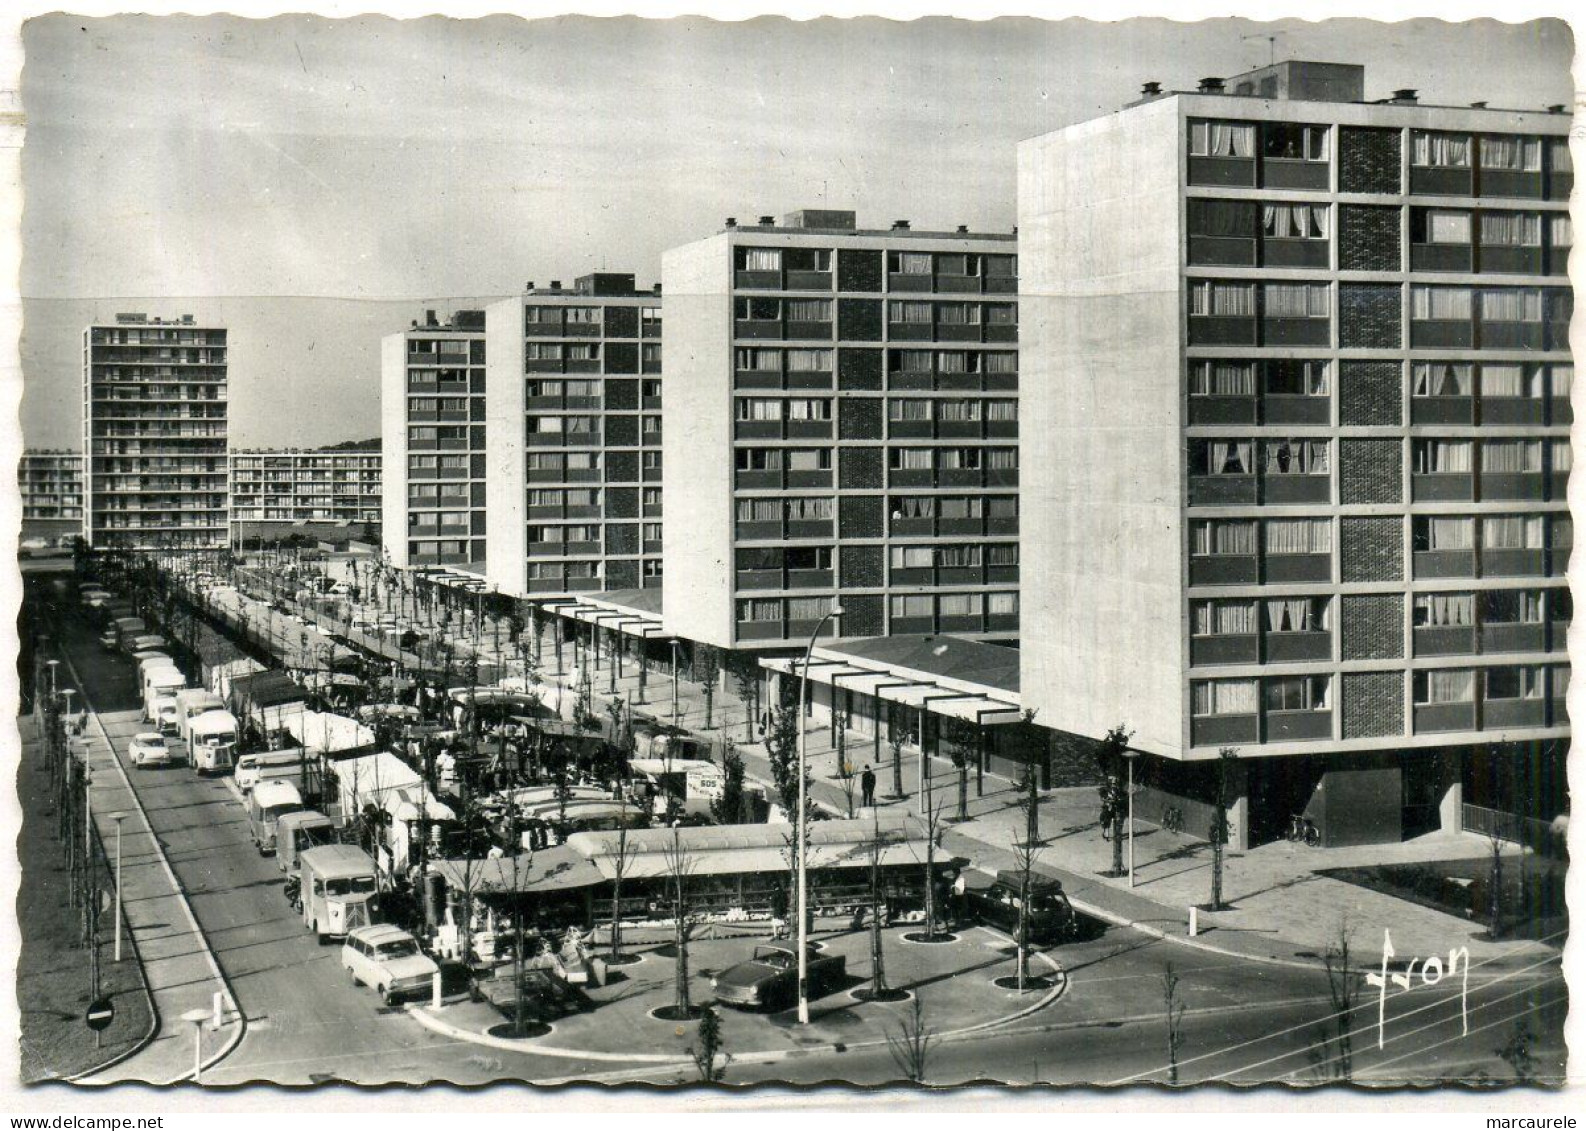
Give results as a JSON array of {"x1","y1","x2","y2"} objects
[{"x1": 431, "y1": 847, "x2": 603, "y2": 895}]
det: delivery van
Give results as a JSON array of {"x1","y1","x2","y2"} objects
[
  {"x1": 277, "y1": 810, "x2": 336, "y2": 876},
  {"x1": 187, "y1": 710, "x2": 240, "y2": 775},
  {"x1": 299, "y1": 844, "x2": 379, "y2": 943},
  {"x1": 236, "y1": 747, "x2": 308, "y2": 793},
  {"x1": 143, "y1": 668, "x2": 187, "y2": 726},
  {"x1": 247, "y1": 780, "x2": 303, "y2": 854},
  {"x1": 175, "y1": 689, "x2": 226, "y2": 744}
]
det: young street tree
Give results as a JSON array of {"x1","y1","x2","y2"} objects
[
  {"x1": 764, "y1": 702, "x2": 803, "y2": 816},
  {"x1": 1094, "y1": 723, "x2": 1134, "y2": 877},
  {"x1": 886, "y1": 995, "x2": 934, "y2": 1085},
  {"x1": 1209, "y1": 747, "x2": 1238, "y2": 911},
  {"x1": 607, "y1": 804, "x2": 638, "y2": 963},
  {"x1": 695, "y1": 644, "x2": 721, "y2": 730},
  {"x1": 943, "y1": 717, "x2": 979, "y2": 822},
  {"x1": 726, "y1": 652, "x2": 761, "y2": 742},
  {"x1": 688, "y1": 1005, "x2": 729, "y2": 1083},
  {"x1": 887, "y1": 711, "x2": 912, "y2": 801},
  {"x1": 1163, "y1": 962, "x2": 1187, "y2": 1085},
  {"x1": 662, "y1": 826, "x2": 698, "y2": 1018},
  {"x1": 1307, "y1": 921, "x2": 1361, "y2": 1082},
  {"x1": 835, "y1": 728, "x2": 857, "y2": 818},
  {"x1": 711, "y1": 739, "x2": 748, "y2": 825},
  {"x1": 1011, "y1": 764, "x2": 1043, "y2": 989}
]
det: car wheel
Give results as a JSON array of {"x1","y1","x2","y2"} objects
[
  {"x1": 383, "y1": 990, "x2": 398, "y2": 1008},
  {"x1": 348, "y1": 966, "x2": 360, "y2": 986}
]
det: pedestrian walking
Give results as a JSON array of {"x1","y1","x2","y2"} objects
[{"x1": 860, "y1": 764, "x2": 877, "y2": 808}]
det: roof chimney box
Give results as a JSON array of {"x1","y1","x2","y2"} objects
[
  {"x1": 1198, "y1": 76, "x2": 1225, "y2": 93},
  {"x1": 1141, "y1": 81, "x2": 1162, "y2": 97},
  {"x1": 892, "y1": 220, "x2": 911, "y2": 231},
  {"x1": 1392, "y1": 88, "x2": 1418, "y2": 104},
  {"x1": 758, "y1": 215, "x2": 776, "y2": 226}
]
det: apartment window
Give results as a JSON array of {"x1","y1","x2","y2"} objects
[
  {"x1": 408, "y1": 427, "x2": 438, "y2": 442},
  {"x1": 1411, "y1": 131, "x2": 1472, "y2": 168},
  {"x1": 939, "y1": 498, "x2": 982, "y2": 519},
  {"x1": 1263, "y1": 439, "x2": 1329, "y2": 475},
  {"x1": 785, "y1": 399, "x2": 831, "y2": 421},
  {"x1": 988, "y1": 592, "x2": 1019, "y2": 615},
  {"x1": 890, "y1": 448, "x2": 934, "y2": 470},
  {"x1": 642, "y1": 379, "x2": 662, "y2": 398},
  {"x1": 786, "y1": 299, "x2": 831, "y2": 322},
  {"x1": 738, "y1": 599, "x2": 782, "y2": 623},
  {"x1": 936, "y1": 545, "x2": 982, "y2": 569},
  {"x1": 1194, "y1": 440, "x2": 1254, "y2": 476},
  {"x1": 783, "y1": 597, "x2": 831, "y2": 622},
  {"x1": 409, "y1": 398, "x2": 438, "y2": 413},
  {"x1": 987, "y1": 543, "x2": 1017, "y2": 566},
  {"x1": 1193, "y1": 600, "x2": 1258, "y2": 636},
  {"x1": 938, "y1": 593, "x2": 983, "y2": 618},
  {"x1": 642, "y1": 344, "x2": 662, "y2": 366},
  {"x1": 526, "y1": 381, "x2": 563, "y2": 399},
  {"x1": 1190, "y1": 281, "x2": 1256, "y2": 317},
  {"x1": 895, "y1": 350, "x2": 934, "y2": 372},
  {"x1": 1414, "y1": 440, "x2": 1472, "y2": 474},
  {"x1": 740, "y1": 247, "x2": 782, "y2": 271},
  {"x1": 891, "y1": 496, "x2": 935, "y2": 518},
  {"x1": 565, "y1": 344, "x2": 598, "y2": 362},
  {"x1": 936, "y1": 303, "x2": 981, "y2": 325},
  {"x1": 1483, "y1": 514, "x2": 1545, "y2": 550},
  {"x1": 1478, "y1": 289, "x2": 1543, "y2": 323},
  {"x1": 936, "y1": 351, "x2": 972, "y2": 374},
  {"x1": 1190, "y1": 199, "x2": 1256, "y2": 237},
  {"x1": 1414, "y1": 363, "x2": 1473, "y2": 397},
  {"x1": 889, "y1": 251, "x2": 933, "y2": 275},
  {"x1": 568, "y1": 488, "x2": 599, "y2": 507},
  {"x1": 1486, "y1": 666, "x2": 1546, "y2": 700},
  {"x1": 1264, "y1": 123, "x2": 1327, "y2": 161},
  {"x1": 1482, "y1": 440, "x2": 1542, "y2": 473},
  {"x1": 785, "y1": 498, "x2": 832, "y2": 521},
  {"x1": 737, "y1": 398, "x2": 783, "y2": 421},
  {"x1": 641, "y1": 307, "x2": 662, "y2": 327},
  {"x1": 641, "y1": 487, "x2": 662, "y2": 508},
  {"x1": 986, "y1": 305, "x2": 1017, "y2": 326},
  {"x1": 1481, "y1": 590, "x2": 1543, "y2": 624},
  {"x1": 937, "y1": 400, "x2": 982, "y2": 422},
  {"x1": 528, "y1": 490, "x2": 564, "y2": 507},
  {"x1": 1263, "y1": 204, "x2": 1328, "y2": 239},
  {"x1": 890, "y1": 302, "x2": 934, "y2": 324},
  {"x1": 786, "y1": 349, "x2": 832, "y2": 372},
  {"x1": 1549, "y1": 215, "x2": 1573, "y2": 248},
  {"x1": 1550, "y1": 439, "x2": 1571, "y2": 474},
  {"x1": 737, "y1": 499, "x2": 781, "y2": 523},
  {"x1": 890, "y1": 595, "x2": 934, "y2": 618},
  {"x1": 567, "y1": 453, "x2": 599, "y2": 471},
  {"x1": 642, "y1": 560, "x2": 664, "y2": 580},
  {"x1": 784, "y1": 248, "x2": 831, "y2": 271},
  {"x1": 735, "y1": 449, "x2": 783, "y2": 471},
  {"x1": 1412, "y1": 287, "x2": 1474, "y2": 321},
  {"x1": 1264, "y1": 518, "x2": 1332, "y2": 555},
  {"x1": 408, "y1": 484, "x2": 439, "y2": 502},
  {"x1": 1263, "y1": 283, "x2": 1330, "y2": 318},
  {"x1": 891, "y1": 546, "x2": 933, "y2": 569},
  {"x1": 736, "y1": 297, "x2": 781, "y2": 321},
  {"x1": 984, "y1": 352, "x2": 1017, "y2": 374},
  {"x1": 985, "y1": 255, "x2": 1017, "y2": 279},
  {"x1": 1267, "y1": 597, "x2": 1328, "y2": 633},
  {"x1": 523, "y1": 308, "x2": 553, "y2": 324},
  {"x1": 1265, "y1": 675, "x2": 1331, "y2": 713},
  {"x1": 641, "y1": 416, "x2": 661, "y2": 435},
  {"x1": 1414, "y1": 669, "x2": 1475, "y2": 705},
  {"x1": 565, "y1": 307, "x2": 600, "y2": 324},
  {"x1": 643, "y1": 522, "x2": 662, "y2": 542},
  {"x1": 940, "y1": 448, "x2": 982, "y2": 470},
  {"x1": 525, "y1": 344, "x2": 563, "y2": 361},
  {"x1": 528, "y1": 417, "x2": 564, "y2": 434},
  {"x1": 987, "y1": 400, "x2": 1018, "y2": 421},
  {"x1": 1190, "y1": 361, "x2": 1257, "y2": 396},
  {"x1": 439, "y1": 455, "x2": 468, "y2": 470},
  {"x1": 1480, "y1": 135, "x2": 1542, "y2": 172},
  {"x1": 1191, "y1": 679, "x2": 1259, "y2": 716},
  {"x1": 1420, "y1": 209, "x2": 1473, "y2": 245},
  {"x1": 1415, "y1": 516, "x2": 1474, "y2": 551},
  {"x1": 1192, "y1": 519, "x2": 1258, "y2": 556},
  {"x1": 1188, "y1": 120, "x2": 1256, "y2": 157},
  {"x1": 787, "y1": 449, "x2": 830, "y2": 471},
  {"x1": 1480, "y1": 213, "x2": 1542, "y2": 247},
  {"x1": 1266, "y1": 360, "x2": 1329, "y2": 396},
  {"x1": 1415, "y1": 593, "x2": 1475, "y2": 627}
]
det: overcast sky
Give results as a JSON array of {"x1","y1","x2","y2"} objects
[{"x1": 19, "y1": 14, "x2": 1574, "y2": 447}]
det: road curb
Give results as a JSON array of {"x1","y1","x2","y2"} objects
[
  {"x1": 58, "y1": 645, "x2": 249, "y2": 1086},
  {"x1": 405, "y1": 935, "x2": 1066, "y2": 1070}
]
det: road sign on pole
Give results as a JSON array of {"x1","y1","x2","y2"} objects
[{"x1": 85, "y1": 998, "x2": 114, "y2": 1032}]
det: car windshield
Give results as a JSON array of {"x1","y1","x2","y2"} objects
[
  {"x1": 756, "y1": 951, "x2": 793, "y2": 970},
  {"x1": 326, "y1": 876, "x2": 376, "y2": 896},
  {"x1": 376, "y1": 939, "x2": 419, "y2": 959},
  {"x1": 138, "y1": 735, "x2": 165, "y2": 746}
]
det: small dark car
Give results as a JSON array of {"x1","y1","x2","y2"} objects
[
  {"x1": 712, "y1": 944, "x2": 847, "y2": 1011},
  {"x1": 965, "y1": 869, "x2": 1080, "y2": 945}
]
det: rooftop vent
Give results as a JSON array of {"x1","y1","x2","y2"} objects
[
  {"x1": 424, "y1": 309, "x2": 438, "y2": 327},
  {"x1": 758, "y1": 215, "x2": 775, "y2": 226},
  {"x1": 652, "y1": 283, "x2": 663, "y2": 295},
  {"x1": 892, "y1": 219, "x2": 911, "y2": 231},
  {"x1": 1470, "y1": 101, "x2": 1488, "y2": 109},
  {"x1": 549, "y1": 280, "x2": 562, "y2": 290},
  {"x1": 725, "y1": 217, "x2": 737, "y2": 228},
  {"x1": 1549, "y1": 104, "x2": 1567, "y2": 114},
  {"x1": 1141, "y1": 81, "x2": 1162, "y2": 97},
  {"x1": 956, "y1": 225, "x2": 969, "y2": 234},
  {"x1": 1198, "y1": 76, "x2": 1224, "y2": 93},
  {"x1": 525, "y1": 281, "x2": 534, "y2": 291},
  {"x1": 1391, "y1": 88, "x2": 1418, "y2": 104}
]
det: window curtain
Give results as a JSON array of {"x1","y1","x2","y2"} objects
[
  {"x1": 891, "y1": 547, "x2": 932, "y2": 568},
  {"x1": 937, "y1": 351, "x2": 969, "y2": 373},
  {"x1": 1423, "y1": 670, "x2": 1475, "y2": 704},
  {"x1": 893, "y1": 448, "x2": 933, "y2": 470},
  {"x1": 897, "y1": 350, "x2": 933, "y2": 371},
  {"x1": 1194, "y1": 520, "x2": 1258, "y2": 556},
  {"x1": 986, "y1": 448, "x2": 1018, "y2": 469},
  {"x1": 1195, "y1": 601, "x2": 1257, "y2": 635},
  {"x1": 892, "y1": 496, "x2": 935, "y2": 519},
  {"x1": 786, "y1": 299, "x2": 831, "y2": 322},
  {"x1": 1208, "y1": 441, "x2": 1254, "y2": 475},
  {"x1": 1478, "y1": 289, "x2": 1543, "y2": 322},
  {"x1": 891, "y1": 302, "x2": 933, "y2": 324},
  {"x1": 786, "y1": 349, "x2": 831, "y2": 372},
  {"x1": 938, "y1": 400, "x2": 980, "y2": 422},
  {"x1": 1551, "y1": 439, "x2": 1572, "y2": 472},
  {"x1": 1263, "y1": 440, "x2": 1328, "y2": 475},
  {"x1": 1412, "y1": 287, "x2": 1474, "y2": 321},
  {"x1": 1209, "y1": 123, "x2": 1255, "y2": 157},
  {"x1": 1481, "y1": 440, "x2": 1540, "y2": 473},
  {"x1": 1413, "y1": 132, "x2": 1471, "y2": 167},
  {"x1": 785, "y1": 498, "x2": 832, "y2": 521},
  {"x1": 1192, "y1": 283, "x2": 1255, "y2": 317},
  {"x1": 987, "y1": 401, "x2": 1018, "y2": 421},
  {"x1": 1416, "y1": 440, "x2": 1472, "y2": 474},
  {"x1": 1483, "y1": 515, "x2": 1543, "y2": 549},
  {"x1": 1263, "y1": 283, "x2": 1330, "y2": 318},
  {"x1": 889, "y1": 400, "x2": 931, "y2": 421},
  {"x1": 985, "y1": 352, "x2": 1017, "y2": 374},
  {"x1": 1480, "y1": 364, "x2": 1534, "y2": 398},
  {"x1": 1427, "y1": 210, "x2": 1473, "y2": 244},
  {"x1": 1480, "y1": 136, "x2": 1541, "y2": 171},
  {"x1": 1550, "y1": 214, "x2": 1574, "y2": 247},
  {"x1": 736, "y1": 499, "x2": 780, "y2": 522},
  {"x1": 743, "y1": 248, "x2": 781, "y2": 271},
  {"x1": 1191, "y1": 362, "x2": 1257, "y2": 396},
  {"x1": 1196, "y1": 200, "x2": 1256, "y2": 237},
  {"x1": 1263, "y1": 204, "x2": 1329, "y2": 239},
  {"x1": 1264, "y1": 599, "x2": 1310, "y2": 633},
  {"x1": 895, "y1": 252, "x2": 932, "y2": 275},
  {"x1": 1480, "y1": 213, "x2": 1540, "y2": 246},
  {"x1": 1414, "y1": 363, "x2": 1473, "y2": 397},
  {"x1": 986, "y1": 305, "x2": 1017, "y2": 325},
  {"x1": 1423, "y1": 517, "x2": 1474, "y2": 550},
  {"x1": 1420, "y1": 593, "x2": 1475, "y2": 626},
  {"x1": 989, "y1": 593, "x2": 1018, "y2": 615},
  {"x1": 1193, "y1": 680, "x2": 1259, "y2": 716},
  {"x1": 1264, "y1": 518, "x2": 1331, "y2": 555}
]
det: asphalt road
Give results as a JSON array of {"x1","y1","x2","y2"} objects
[{"x1": 55, "y1": 594, "x2": 1566, "y2": 1088}]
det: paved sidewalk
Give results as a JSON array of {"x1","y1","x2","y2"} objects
[{"x1": 63, "y1": 673, "x2": 244, "y2": 1084}]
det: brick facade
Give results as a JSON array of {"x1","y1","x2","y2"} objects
[
  {"x1": 1338, "y1": 204, "x2": 1401, "y2": 272},
  {"x1": 1341, "y1": 515, "x2": 1404, "y2": 583},
  {"x1": 1338, "y1": 283, "x2": 1403, "y2": 349},
  {"x1": 1342, "y1": 670, "x2": 1405, "y2": 738},
  {"x1": 1338, "y1": 126, "x2": 1402, "y2": 195},
  {"x1": 1339, "y1": 438, "x2": 1404, "y2": 504},
  {"x1": 1340, "y1": 594, "x2": 1405, "y2": 660},
  {"x1": 1339, "y1": 360, "x2": 1403, "y2": 425}
]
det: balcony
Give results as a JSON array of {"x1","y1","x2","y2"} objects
[
  {"x1": 735, "y1": 569, "x2": 782, "y2": 591},
  {"x1": 1481, "y1": 472, "x2": 1545, "y2": 502},
  {"x1": 787, "y1": 568, "x2": 834, "y2": 589},
  {"x1": 1414, "y1": 549, "x2": 1477, "y2": 579},
  {"x1": 786, "y1": 370, "x2": 832, "y2": 391},
  {"x1": 936, "y1": 324, "x2": 983, "y2": 344},
  {"x1": 1480, "y1": 397, "x2": 1545, "y2": 427},
  {"x1": 1410, "y1": 165, "x2": 1473, "y2": 196},
  {"x1": 786, "y1": 470, "x2": 832, "y2": 490},
  {"x1": 1191, "y1": 713, "x2": 1259, "y2": 746},
  {"x1": 1261, "y1": 317, "x2": 1331, "y2": 348},
  {"x1": 1188, "y1": 316, "x2": 1257, "y2": 347},
  {"x1": 1263, "y1": 553, "x2": 1332, "y2": 584},
  {"x1": 1264, "y1": 631, "x2": 1331, "y2": 664},
  {"x1": 786, "y1": 271, "x2": 832, "y2": 291},
  {"x1": 1415, "y1": 625, "x2": 1476, "y2": 656},
  {"x1": 1414, "y1": 701, "x2": 1476, "y2": 733},
  {"x1": 939, "y1": 614, "x2": 983, "y2": 634},
  {"x1": 1262, "y1": 238, "x2": 1330, "y2": 269},
  {"x1": 1411, "y1": 472, "x2": 1474, "y2": 503},
  {"x1": 1262, "y1": 396, "x2": 1330, "y2": 426},
  {"x1": 1410, "y1": 319, "x2": 1474, "y2": 350},
  {"x1": 785, "y1": 420, "x2": 832, "y2": 440},
  {"x1": 736, "y1": 621, "x2": 788, "y2": 642},
  {"x1": 1191, "y1": 634, "x2": 1259, "y2": 667},
  {"x1": 1262, "y1": 475, "x2": 1330, "y2": 506},
  {"x1": 1481, "y1": 246, "x2": 1544, "y2": 276},
  {"x1": 1483, "y1": 548, "x2": 1546, "y2": 577},
  {"x1": 1189, "y1": 396, "x2": 1258, "y2": 425},
  {"x1": 1411, "y1": 396, "x2": 1474, "y2": 425},
  {"x1": 1480, "y1": 169, "x2": 1543, "y2": 201},
  {"x1": 984, "y1": 324, "x2": 1018, "y2": 344},
  {"x1": 889, "y1": 419, "x2": 933, "y2": 439},
  {"x1": 1190, "y1": 555, "x2": 1259, "y2": 587},
  {"x1": 786, "y1": 520, "x2": 833, "y2": 539},
  {"x1": 887, "y1": 273, "x2": 934, "y2": 293},
  {"x1": 1411, "y1": 243, "x2": 1473, "y2": 273},
  {"x1": 1189, "y1": 475, "x2": 1257, "y2": 507},
  {"x1": 785, "y1": 321, "x2": 833, "y2": 342},
  {"x1": 1265, "y1": 708, "x2": 1333, "y2": 742},
  {"x1": 1189, "y1": 235, "x2": 1256, "y2": 267},
  {"x1": 1481, "y1": 622, "x2": 1547, "y2": 654},
  {"x1": 938, "y1": 468, "x2": 983, "y2": 489},
  {"x1": 1188, "y1": 156, "x2": 1255, "y2": 188},
  {"x1": 889, "y1": 615, "x2": 935, "y2": 636},
  {"x1": 735, "y1": 320, "x2": 783, "y2": 340},
  {"x1": 1479, "y1": 320, "x2": 1546, "y2": 351},
  {"x1": 1485, "y1": 697, "x2": 1548, "y2": 729}
]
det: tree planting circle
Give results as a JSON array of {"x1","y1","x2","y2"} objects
[
  {"x1": 485, "y1": 1021, "x2": 553, "y2": 1041},
  {"x1": 901, "y1": 931, "x2": 959, "y2": 945},
  {"x1": 648, "y1": 1004, "x2": 704, "y2": 1022},
  {"x1": 992, "y1": 975, "x2": 1054, "y2": 991}
]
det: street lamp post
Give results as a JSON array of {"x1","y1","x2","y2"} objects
[
  {"x1": 181, "y1": 1007, "x2": 210, "y2": 1083},
  {"x1": 110, "y1": 813, "x2": 126, "y2": 961},
  {"x1": 1126, "y1": 749, "x2": 1140, "y2": 888},
  {"x1": 796, "y1": 602, "x2": 843, "y2": 1026},
  {"x1": 668, "y1": 638, "x2": 680, "y2": 730}
]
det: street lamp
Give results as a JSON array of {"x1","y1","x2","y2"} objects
[
  {"x1": 668, "y1": 638, "x2": 680, "y2": 730},
  {"x1": 796, "y1": 602, "x2": 843, "y2": 1026},
  {"x1": 109, "y1": 813, "x2": 126, "y2": 961},
  {"x1": 45, "y1": 659, "x2": 59, "y2": 699},
  {"x1": 181, "y1": 1007, "x2": 211, "y2": 1083}
]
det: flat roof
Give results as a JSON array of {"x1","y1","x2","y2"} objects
[{"x1": 820, "y1": 634, "x2": 1020, "y2": 695}]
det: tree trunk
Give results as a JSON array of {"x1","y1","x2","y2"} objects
[
  {"x1": 1488, "y1": 844, "x2": 1504, "y2": 939},
  {"x1": 1111, "y1": 801, "x2": 1125, "y2": 877},
  {"x1": 610, "y1": 875, "x2": 623, "y2": 960},
  {"x1": 957, "y1": 765, "x2": 968, "y2": 822},
  {"x1": 1210, "y1": 842, "x2": 1224, "y2": 911},
  {"x1": 674, "y1": 880, "x2": 690, "y2": 1015}
]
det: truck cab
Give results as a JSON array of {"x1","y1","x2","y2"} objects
[
  {"x1": 187, "y1": 710, "x2": 240, "y2": 775},
  {"x1": 277, "y1": 810, "x2": 336, "y2": 876},
  {"x1": 298, "y1": 844, "x2": 379, "y2": 944}
]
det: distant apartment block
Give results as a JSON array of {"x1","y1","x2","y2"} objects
[
  {"x1": 228, "y1": 447, "x2": 382, "y2": 540},
  {"x1": 1018, "y1": 61, "x2": 1572, "y2": 847},
  {"x1": 381, "y1": 310, "x2": 487, "y2": 570},
  {"x1": 83, "y1": 314, "x2": 229, "y2": 550},
  {"x1": 483, "y1": 273, "x2": 664, "y2": 599},
  {"x1": 18, "y1": 449, "x2": 83, "y2": 524},
  {"x1": 663, "y1": 209, "x2": 1020, "y2": 651}
]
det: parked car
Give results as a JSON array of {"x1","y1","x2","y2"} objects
[
  {"x1": 129, "y1": 732, "x2": 176, "y2": 768},
  {"x1": 342, "y1": 924, "x2": 438, "y2": 1006},
  {"x1": 712, "y1": 944, "x2": 847, "y2": 1011},
  {"x1": 964, "y1": 869, "x2": 1082, "y2": 945}
]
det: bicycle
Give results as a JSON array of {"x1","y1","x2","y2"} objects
[
  {"x1": 1286, "y1": 813, "x2": 1321, "y2": 847},
  {"x1": 1160, "y1": 806, "x2": 1184, "y2": 835}
]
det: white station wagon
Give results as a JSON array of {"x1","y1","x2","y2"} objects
[{"x1": 342, "y1": 924, "x2": 437, "y2": 1006}]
